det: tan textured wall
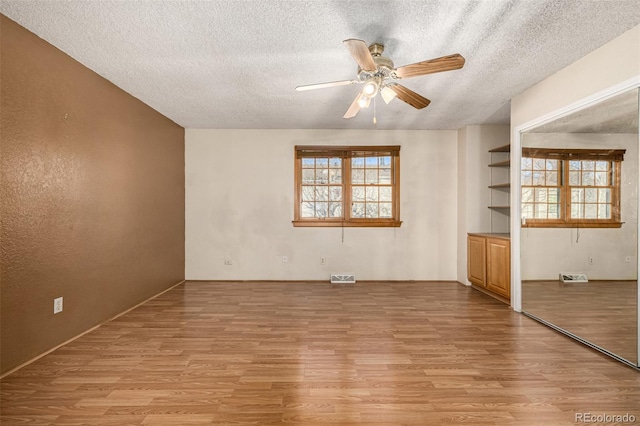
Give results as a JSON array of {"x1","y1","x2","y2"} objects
[{"x1": 0, "y1": 16, "x2": 185, "y2": 374}]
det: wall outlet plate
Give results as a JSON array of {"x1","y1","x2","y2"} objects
[{"x1": 54, "y1": 297, "x2": 63, "y2": 314}]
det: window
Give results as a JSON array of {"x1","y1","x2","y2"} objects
[
  {"x1": 521, "y1": 148, "x2": 624, "y2": 228},
  {"x1": 293, "y1": 146, "x2": 401, "y2": 227}
]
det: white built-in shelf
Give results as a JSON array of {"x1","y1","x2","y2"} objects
[
  {"x1": 488, "y1": 144, "x2": 511, "y2": 153},
  {"x1": 488, "y1": 159, "x2": 510, "y2": 167},
  {"x1": 488, "y1": 183, "x2": 510, "y2": 189}
]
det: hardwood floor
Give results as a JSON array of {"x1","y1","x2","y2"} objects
[
  {"x1": 2, "y1": 281, "x2": 639, "y2": 425},
  {"x1": 522, "y1": 280, "x2": 638, "y2": 364}
]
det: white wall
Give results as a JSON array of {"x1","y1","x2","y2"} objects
[
  {"x1": 456, "y1": 124, "x2": 510, "y2": 284},
  {"x1": 521, "y1": 133, "x2": 638, "y2": 280},
  {"x1": 186, "y1": 129, "x2": 458, "y2": 281}
]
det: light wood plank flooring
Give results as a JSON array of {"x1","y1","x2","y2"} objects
[
  {"x1": 2, "y1": 281, "x2": 639, "y2": 425},
  {"x1": 522, "y1": 280, "x2": 638, "y2": 364}
]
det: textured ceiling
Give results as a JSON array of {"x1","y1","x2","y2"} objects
[
  {"x1": 1, "y1": 1, "x2": 639, "y2": 130},
  {"x1": 529, "y1": 89, "x2": 639, "y2": 134}
]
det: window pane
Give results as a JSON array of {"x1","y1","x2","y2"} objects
[
  {"x1": 596, "y1": 161, "x2": 608, "y2": 171},
  {"x1": 521, "y1": 158, "x2": 532, "y2": 169},
  {"x1": 598, "y1": 204, "x2": 611, "y2": 219},
  {"x1": 329, "y1": 202, "x2": 342, "y2": 218},
  {"x1": 329, "y1": 169, "x2": 342, "y2": 183},
  {"x1": 316, "y1": 169, "x2": 328, "y2": 184},
  {"x1": 522, "y1": 188, "x2": 533, "y2": 203},
  {"x1": 533, "y1": 159, "x2": 545, "y2": 170},
  {"x1": 546, "y1": 171, "x2": 558, "y2": 186},
  {"x1": 548, "y1": 203, "x2": 560, "y2": 219},
  {"x1": 379, "y1": 203, "x2": 392, "y2": 218},
  {"x1": 380, "y1": 156, "x2": 391, "y2": 167},
  {"x1": 571, "y1": 204, "x2": 582, "y2": 219},
  {"x1": 532, "y1": 172, "x2": 544, "y2": 186},
  {"x1": 365, "y1": 157, "x2": 378, "y2": 167},
  {"x1": 365, "y1": 169, "x2": 378, "y2": 184},
  {"x1": 583, "y1": 161, "x2": 595, "y2": 170},
  {"x1": 352, "y1": 186, "x2": 365, "y2": 202},
  {"x1": 521, "y1": 171, "x2": 532, "y2": 186},
  {"x1": 598, "y1": 188, "x2": 611, "y2": 203},
  {"x1": 548, "y1": 188, "x2": 560, "y2": 203},
  {"x1": 379, "y1": 187, "x2": 392, "y2": 202},
  {"x1": 329, "y1": 186, "x2": 342, "y2": 201},
  {"x1": 315, "y1": 202, "x2": 328, "y2": 218},
  {"x1": 352, "y1": 168, "x2": 364, "y2": 184},
  {"x1": 302, "y1": 186, "x2": 314, "y2": 201},
  {"x1": 569, "y1": 171, "x2": 580, "y2": 185},
  {"x1": 584, "y1": 204, "x2": 597, "y2": 219},
  {"x1": 302, "y1": 158, "x2": 315, "y2": 168},
  {"x1": 582, "y1": 172, "x2": 595, "y2": 186},
  {"x1": 352, "y1": 202, "x2": 365, "y2": 218},
  {"x1": 301, "y1": 202, "x2": 315, "y2": 218},
  {"x1": 316, "y1": 158, "x2": 328, "y2": 168},
  {"x1": 352, "y1": 157, "x2": 364, "y2": 168},
  {"x1": 535, "y1": 188, "x2": 547, "y2": 202},
  {"x1": 535, "y1": 204, "x2": 547, "y2": 219},
  {"x1": 585, "y1": 188, "x2": 597, "y2": 203},
  {"x1": 595, "y1": 172, "x2": 608, "y2": 186},
  {"x1": 379, "y1": 168, "x2": 391, "y2": 184},
  {"x1": 571, "y1": 188, "x2": 583, "y2": 203},
  {"x1": 329, "y1": 158, "x2": 341, "y2": 168},
  {"x1": 366, "y1": 187, "x2": 378, "y2": 201},
  {"x1": 315, "y1": 186, "x2": 328, "y2": 201},
  {"x1": 302, "y1": 169, "x2": 314, "y2": 184},
  {"x1": 365, "y1": 203, "x2": 379, "y2": 218},
  {"x1": 546, "y1": 160, "x2": 558, "y2": 170},
  {"x1": 569, "y1": 161, "x2": 581, "y2": 170},
  {"x1": 522, "y1": 203, "x2": 534, "y2": 218}
]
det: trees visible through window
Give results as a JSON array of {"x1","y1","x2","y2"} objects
[
  {"x1": 294, "y1": 146, "x2": 401, "y2": 227},
  {"x1": 521, "y1": 148, "x2": 624, "y2": 228}
]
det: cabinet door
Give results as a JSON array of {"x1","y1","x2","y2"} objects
[
  {"x1": 486, "y1": 238, "x2": 510, "y2": 298},
  {"x1": 467, "y1": 236, "x2": 486, "y2": 287}
]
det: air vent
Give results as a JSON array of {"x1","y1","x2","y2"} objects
[
  {"x1": 559, "y1": 273, "x2": 588, "y2": 283},
  {"x1": 330, "y1": 273, "x2": 356, "y2": 284}
]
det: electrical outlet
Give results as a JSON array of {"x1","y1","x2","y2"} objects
[
  {"x1": 320, "y1": 257, "x2": 326, "y2": 265},
  {"x1": 53, "y1": 297, "x2": 63, "y2": 314},
  {"x1": 224, "y1": 259, "x2": 233, "y2": 265},
  {"x1": 588, "y1": 257, "x2": 594, "y2": 265},
  {"x1": 625, "y1": 256, "x2": 631, "y2": 263},
  {"x1": 282, "y1": 255, "x2": 288, "y2": 263}
]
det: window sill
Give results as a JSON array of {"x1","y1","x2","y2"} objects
[
  {"x1": 522, "y1": 222, "x2": 623, "y2": 229},
  {"x1": 292, "y1": 220, "x2": 402, "y2": 228}
]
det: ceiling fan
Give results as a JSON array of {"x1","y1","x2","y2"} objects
[{"x1": 295, "y1": 39, "x2": 465, "y2": 119}]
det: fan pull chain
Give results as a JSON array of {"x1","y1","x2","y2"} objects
[{"x1": 373, "y1": 96, "x2": 377, "y2": 125}]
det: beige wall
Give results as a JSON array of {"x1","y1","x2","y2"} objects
[
  {"x1": 186, "y1": 129, "x2": 458, "y2": 281},
  {"x1": 0, "y1": 16, "x2": 185, "y2": 374}
]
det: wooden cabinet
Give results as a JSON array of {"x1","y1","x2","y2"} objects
[
  {"x1": 486, "y1": 237, "x2": 510, "y2": 298},
  {"x1": 467, "y1": 233, "x2": 510, "y2": 303},
  {"x1": 467, "y1": 235, "x2": 486, "y2": 287}
]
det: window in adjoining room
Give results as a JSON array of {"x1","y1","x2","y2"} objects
[{"x1": 521, "y1": 148, "x2": 624, "y2": 228}]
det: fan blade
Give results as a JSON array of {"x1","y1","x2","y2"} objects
[
  {"x1": 343, "y1": 39, "x2": 377, "y2": 72},
  {"x1": 295, "y1": 80, "x2": 358, "y2": 91},
  {"x1": 343, "y1": 91, "x2": 364, "y2": 119},
  {"x1": 388, "y1": 84, "x2": 431, "y2": 109},
  {"x1": 395, "y1": 54, "x2": 465, "y2": 79}
]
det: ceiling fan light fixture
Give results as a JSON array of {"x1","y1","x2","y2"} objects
[
  {"x1": 362, "y1": 77, "x2": 381, "y2": 98},
  {"x1": 380, "y1": 85, "x2": 398, "y2": 104},
  {"x1": 357, "y1": 94, "x2": 371, "y2": 109}
]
